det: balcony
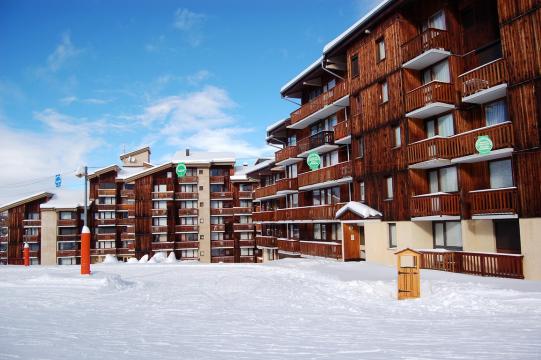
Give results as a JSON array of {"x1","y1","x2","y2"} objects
[
  {"x1": 117, "y1": 218, "x2": 134, "y2": 226},
  {"x1": 57, "y1": 219, "x2": 79, "y2": 227},
  {"x1": 469, "y1": 188, "x2": 518, "y2": 218},
  {"x1": 96, "y1": 233, "x2": 116, "y2": 241},
  {"x1": 175, "y1": 192, "x2": 198, "y2": 200},
  {"x1": 275, "y1": 203, "x2": 344, "y2": 222},
  {"x1": 300, "y1": 241, "x2": 342, "y2": 259},
  {"x1": 297, "y1": 131, "x2": 337, "y2": 157},
  {"x1": 0, "y1": 218, "x2": 8, "y2": 227},
  {"x1": 151, "y1": 226, "x2": 168, "y2": 234},
  {"x1": 177, "y1": 241, "x2": 199, "y2": 249},
  {"x1": 96, "y1": 204, "x2": 116, "y2": 211},
  {"x1": 275, "y1": 146, "x2": 301, "y2": 166},
  {"x1": 98, "y1": 189, "x2": 116, "y2": 197},
  {"x1": 402, "y1": 28, "x2": 453, "y2": 70},
  {"x1": 298, "y1": 161, "x2": 352, "y2": 190},
  {"x1": 210, "y1": 176, "x2": 225, "y2": 184},
  {"x1": 254, "y1": 184, "x2": 278, "y2": 200},
  {"x1": 238, "y1": 191, "x2": 253, "y2": 199},
  {"x1": 211, "y1": 240, "x2": 235, "y2": 248},
  {"x1": 290, "y1": 80, "x2": 350, "y2": 127},
  {"x1": 410, "y1": 193, "x2": 460, "y2": 220},
  {"x1": 178, "y1": 176, "x2": 198, "y2": 184},
  {"x1": 211, "y1": 256, "x2": 235, "y2": 263},
  {"x1": 239, "y1": 239, "x2": 255, "y2": 247},
  {"x1": 233, "y1": 207, "x2": 251, "y2": 215},
  {"x1": 210, "y1": 208, "x2": 236, "y2": 216},
  {"x1": 233, "y1": 223, "x2": 254, "y2": 232},
  {"x1": 120, "y1": 232, "x2": 135, "y2": 241},
  {"x1": 450, "y1": 122, "x2": 514, "y2": 163},
  {"x1": 210, "y1": 224, "x2": 225, "y2": 232},
  {"x1": 57, "y1": 250, "x2": 79, "y2": 258},
  {"x1": 179, "y1": 208, "x2": 198, "y2": 216},
  {"x1": 22, "y1": 234, "x2": 39, "y2": 243},
  {"x1": 120, "y1": 189, "x2": 134, "y2": 198},
  {"x1": 151, "y1": 208, "x2": 168, "y2": 217},
  {"x1": 239, "y1": 256, "x2": 256, "y2": 263},
  {"x1": 116, "y1": 204, "x2": 134, "y2": 212},
  {"x1": 210, "y1": 191, "x2": 233, "y2": 200},
  {"x1": 408, "y1": 137, "x2": 454, "y2": 169},
  {"x1": 333, "y1": 120, "x2": 351, "y2": 144},
  {"x1": 151, "y1": 242, "x2": 174, "y2": 251},
  {"x1": 175, "y1": 225, "x2": 199, "y2": 233},
  {"x1": 256, "y1": 235, "x2": 277, "y2": 248},
  {"x1": 23, "y1": 219, "x2": 41, "y2": 227},
  {"x1": 252, "y1": 211, "x2": 276, "y2": 222},
  {"x1": 405, "y1": 81, "x2": 455, "y2": 118},
  {"x1": 96, "y1": 218, "x2": 117, "y2": 226},
  {"x1": 151, "y1": 191, "x2": 174, "y2": 200},
  {"x1": 277, "y1": 238, "x2": 300, "y2": 253},
  {"x1": 92, "y1": 248, "x2": 117, "y2": 256},
  {"x1": 57, "y1": 234, "x2": 80, "y2": 242},
  {"x1": 459, "y1": 58, "x2": 508, "y2": 104},
  {"x1": 275, "y1": 178, "x2": 298, "y2": 194}
]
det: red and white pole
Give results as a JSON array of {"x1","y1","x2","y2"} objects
[
  {"x1": 23, "y1": 242, "x2": 30, "y2": 266},
  {"x1": 81, "y1": 226, "x2": 91, "y2": 275}
]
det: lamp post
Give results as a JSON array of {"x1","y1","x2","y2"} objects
[{"x1": 76, "y1": 166, "x2": 90, "y2": 275}]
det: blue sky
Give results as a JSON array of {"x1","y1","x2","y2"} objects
[{"x1": 0, "y1": 0, "x2": 379, "y2": 200}]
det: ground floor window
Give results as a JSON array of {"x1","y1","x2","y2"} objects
[
  {"x1": 97, "y1": 241, "x2": 116, "y2": 249},
  {"x1": 58, "y1": 257, "x2": 79, "y2": 265},
  {"x1": 153, "y1": 234, "x2": 167, "y2": 243},
  {"x1": 180, "y1": 233, "x2": 198, "y2": 241},
  {"x1": 241, "y1": 248, "x2": 254, "y2": 256},
  {"x1": 388, "y1": 223, "x2": 397, "y2": 248},
  {"x1": 211, "y1": 248, "x2": 234, "y2": 257},
  {"x1": 58, "y1": 241, "x2": 80, "y2": 251},
  {"x1": 181, "y1": 249, "x2": 198, "y2": 258},
  {"x1": 30, "y1": 258, "x2": 39, "y2": 265},
  {"x1": 433, "y1": 221, "x2": 462, "y2": 250}
]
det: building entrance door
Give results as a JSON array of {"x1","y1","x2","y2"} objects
[{"x1": 342, "y1": 223, "x2": 361, "y2": 261}]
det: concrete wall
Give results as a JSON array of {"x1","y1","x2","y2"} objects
[
  {"x1": 520, "y1": 218, "x2": 541, "y2": 280},
  {"x1": 462, "y1": 220, "x2": 496, "y2": 253},
  {"x1": 198, "y1": 167, "x2": 211, "y2": 263},
  {"x1": 40, "y1": 210, "x2": 57, "y2": 266},
  {"x1": 121, "y1": 150, "x2": 150, "y2": 167}
]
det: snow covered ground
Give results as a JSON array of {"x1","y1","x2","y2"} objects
[{"x1": 1, "y1": 259, "x2": 540, "y2": 360}]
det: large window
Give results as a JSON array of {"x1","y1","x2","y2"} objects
[
  {"x1": 428, "y1": 166, "x2": 458, "y2": 193},
  {"x1": 27, "y1": 212, "x2": 39, "y2": 220},
  {"x1": 59, "y1": 212, "x2": 74, "y2": 220},
  {"x1": 180, "y1": 184, "x2": 197, "y2": 193},
  {"x1": 485, "y1": 99, "x2": 509, "y2": 126},
  {"x1": 286, "y1": 163, "x2": 297, "y2": 178},
  {"x1": 312, "y1": 187, "x2": 340, "y2": 206},
  {"x1": 153, "y1": 234, "x2": 167, "y2": 243},
  {"x1": 181, "y1": 249, "x2": 198, "y2": 258},
  {"x1": 180, "y1": 217, "x2": 197, "y2": 225},
  {"x1": 153, "y1": 201, "x2": 167, "y2": 209},
  {"x1": 153, "y1": 184, "x2": 167, "y2": 192},
  {"x1": 287, "y1": 193, "x2": 298, "y2": 208},
  {"x1": 422, "y1": 10, "x2": 446, "y2": 31},
  {"x1": 422, "y1": 60, "x2": 450, "y2": 84},
  {"x1": 376, "y1": 38, "x2": 386, "y2": 62},
  {"x1": 180, "y1": 200, "x2": 197, "y2": 209},
  {"x1": 433, "y1": 221, "x2": 462, "y2": 249},
  {"x1": 314, "y1": 224, "x2": 327, "y2": 241},
  {"x1": 321, "y1": 151, "x2": 339, "y2": 167},
  {"x1": 287, "y1": 134, "x2": 297, "y2": 146},
  {"x1": 311, "y1": 116, "x2": 337, "y2": 136},
  {"x1": 427, "y1": 113, "x2": 454, "y2": 138},
  {"x1": 489, "y1": 159, "x2": 513, "y2": 188},
  {"x1": 289, "y1": 224, "x2": 299, "y2": 240},
  {"x1": 99, "y1": 197, "x2": 115, "y2": 205},
  {"x1": 180, "y1": 233, "x2": 198, "y2": 241},
  {"x1": 152, "y1": 217, "x2": 167, "y2": 226},
  {"x1": 388, "y1": 223, "x2": 397, "y2": 248}
]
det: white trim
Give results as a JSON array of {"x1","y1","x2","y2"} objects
[{"x1": 472, "y1": 214, "x2": 518, "y2": 220}]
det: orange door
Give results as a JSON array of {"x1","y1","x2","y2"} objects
[{"x1": 342, "y1": 224, "x2": 361, "y2": 261}]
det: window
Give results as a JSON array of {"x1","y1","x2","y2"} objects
[
  {"x1": 58, "y1": 257, "x2": 78, "y2": 265},
  {"x1": 27, "y1": 212, "x2": 39, "y2": 220},
  {"x1": 152, "y1": 217, "x2": 167, "y2": 226},
  {"x1": 310, "y1": 116, "x2": 337, "y2": 135},
  {"x1": 350, "y1": 54, "x2": 359, "y2": 78},
  {"x1": 422, "y1": 60, "x2": 450, "y2": 84},
  {"x1": 25, "y1": 227, "x2": 38, "y2": 236},
  {"x1": 312, "y1": 187, "x2": 340, "y2": 206},
  {"x1": 381, "y1": 81, "x2": 388, "y2": 103},
  {"x1": 331, "y1": 223, "x2": 342, "y2": 241},
  {"x1": 239, "y1": 200, "x2": 252, "y2": 208},
  {"x1": 59, "y1": 227, "x2": 77, "y2": 235},
  {"x1": 287, "y1": 193, "x2": 298, "y2": 208},
  {"x1": 376, "y1": 38, "x2": 386, "y2": 61},
  {"x1": 181, "y1": 249, "x2": 198, "y2": 258},
  {"x1": 314, "y1": 224, "x2": 327, "y2": 241},
  {"x1": 199, "y1": 169, "x2": 204, "y2": 175},
  {"x1": 59, "y1": 212, "x2": 73, "y2": 220},
  {"x1": 321, "y1": 150, "x2": 339, "y2": 167},
  {"x1": 97, "y1": 241, "x2": 115, "y2": 249},
  {"x1": 180, "y1": 200, "x2": 197, "y2": 209},
  {"x1": 180, "y1": 217, "x2": 197, "y2": 225},
  {"x1": 358, "y1": 136, "x2": 365, "y2": 158},
  {"x1": 241, "y1": 248, "x2": 254, "y2": 256},
  {"x1": 360, "y1": 182, "x2": 365, "y2": 202},
  {"x1": 393, "y1": 126, "x2": 401, "y2": 147},
  {"x1": 388, "y1": 223, "x2": 397, "y2": 248},
  {"x1": 289, "y1": 224, "x2": 299, "y2": 240},
  {"x1": 181, "y1": 233, "x2": 198, "y2": 241},
  {"x1": 153, "y1": 201, "x2": 167, "y2": 209},
  {"x1": 489, "y1": 159, "x2": 513, "y2": 189},
  {"x1": 210, "y1": 184, "x2": 225, "y2": 192},
  {"x1": 323, "y1": 79, "x2": 336, "y2": 92},
  {"x1": 211, "y1": 201, "x2": 223, "y2": 209},
  {"x1": 240, "y1": 232, "x2": 253, "y2": 240},
  {"x1": 153, "y1": 184, "x2": 167, "y2": 192},
  {"x1": 433, "y1": 221, "x2": 462, "y2": 249},
  {"x1": 427, "y1": 113, "x2": 454, "y2": 138},
  {"x1": 211, "y1": 232, "x2": 224, "y2": 240},
  {"x1": 422, "y1": 10, "x2": 446, "y2": 31},
  {"x1": 239, "y1": 215, "x2": 252, "y2": 224},
  {"x1": 239, "y1": 183, "x2": 252, "y2": 191},
  {"x1": 386, "y1": 177, "x2": 394, "y2": 199},
  {"x1": 97, "y1": 211, "x2": 115, "y2": 219},
  {"x1": 153, "y1": 234, "x2": 167, "y2": 243},
  {"x1": 99, "y1": 197, "x2": 115, "y2": 205},
  {"x1": 428, "y1": 166, "x2": 458, "y2": 193},
  {"x1": 286, "y1": 164, "x2": 297, "y2": 178},
  {"x1": 211, "y1": 216, "x2": 224, "y2": 224},
  {"x1": 287, "y1": 135, "x2": 297, "y2": 146},
  {"x1": 485, "y1": 99, "x2": 509, "y2": 126},
  {"x1": 180, "y1": 184, "x2": 197, "y2": 193}
]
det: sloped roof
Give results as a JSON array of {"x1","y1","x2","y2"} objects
[
  {"x1": 336, "y1": 201, "x2": 382, "y2": 219},
  {"x1": 0, "y1": 192, "x2": 53, "y2": 212}
]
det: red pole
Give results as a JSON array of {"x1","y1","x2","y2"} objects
[
  {"x1": 80, "y1": 226, "x2": 91, "y2": 275},
  {"x1": 23, "y1": 243, "x2": 30, "y2": 266}
]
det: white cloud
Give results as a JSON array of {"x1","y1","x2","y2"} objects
[
  {"x1": 60, "y1": 96, "x2": 110, "y2": 105},
  {"x1": 47, "y1": 32, "x2": 83, "y2": 72},
  {"x1": 172, "y1": 8, "x2": 206, "y2": 46}
]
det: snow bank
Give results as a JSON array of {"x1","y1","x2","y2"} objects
[
  {"x1": 165, "y1": 252, "x2": 177, "y2": 263},
  {"x1": 148, "y1": 252, "x2": 167, "y2": 264},
  {"x1": 22, "y1": 273, "x2": 134, "y2": 290},
  {"x1": 127, "y1": 257, "x2": 139, "y2": 264},
  {"x1": 102, "y1": 254, "x2": 119, "y2": 264},
  {"x1": 138, "y1": 254, "x2": 149, "y2": 263}
]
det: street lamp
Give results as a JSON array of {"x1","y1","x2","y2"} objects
[{"x1": 75, "y1": 166, "x2": 90, "y2": 275}]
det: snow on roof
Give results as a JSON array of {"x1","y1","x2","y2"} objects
[
  {"x1": 323, "y1": 0, "x2": 393, "y2": 54},
  {"x1": 0, "y1": 192, "x2": 53, "y2": 212},
  {"x1": 172, "y1": 151, "x2": 236, "y2": 164},
  {"x1": 116, "y1": 166, "x2": 150, "y2": 180},
  {"x1": 40, "y1": 189, "x2": 90, "y2": 210},
  {"x1": 266, "y1": 118, "x2": 289, "y2": 132},
  {"x1": 87, "y1": 164, "x2": 120, "y2": 179},
  {"x1": 336, "y1": 201, "x2": 382, "y2": 219},
  {"x1": 121, "y1": 162, "x2": 172, "y2": 182},
  {"x1": 239, "y1": 158, "x2": 275, "y2": 176},
  {"x1": 280, "y1": 56, "x2": 323, "y2": 95}
]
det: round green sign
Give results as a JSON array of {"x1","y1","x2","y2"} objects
[
  {"x1": 176, "y1": 162, "x2": 187, "y2": 177},
  {"x1": 307, "y1": 152, "x2": 321, "y2": 171},
  {"x1": 475, "y1": 135, "x2": 493, "y2": 155}
]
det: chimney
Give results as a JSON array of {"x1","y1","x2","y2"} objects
[{"x1": 186, "y1": 148, "x2": 190, "y2": 157}]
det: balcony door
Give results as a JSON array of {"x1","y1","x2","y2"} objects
[{"x1": 494, "y1": 219, "x2": 521, "y2": 254}]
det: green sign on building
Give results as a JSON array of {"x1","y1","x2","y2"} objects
[
  {"x1": 307, "y1": 152, "x2": 321, "y2": 171},
  {"x1": 176, "y1": 162, "x2": 187, "y2": 177},
  {"x1": 475, "y1": 135, "x2": 493, "y2": 155}
]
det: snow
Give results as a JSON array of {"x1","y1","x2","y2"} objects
[
  {"x1": 0, "y1": 259, "x2": 540, "y2": 359},
  {"x1": 0, "y1": 191, "x2": 52, "y2": 212},
  {"x1": 336, "y1": 201, "x2": 382, "y2": 218},
  {"x1": 102, "y1": 254, "x2": 119, "y2": 264},
  {"x1": 280, "y1": 56, "x2": 323, "y2": 95},
  {"x1": 138, "y1": 254, "x2": 149, "y2": 263},
  {"x1": 40, "y1": 189, "x2": 89, "y2": 210},
  {"x1": 265, "y1": 117, "x2": 289, "y2": 132},
  {"x1": 172, "y1": 151, "x2": 236, "y2": 164}
]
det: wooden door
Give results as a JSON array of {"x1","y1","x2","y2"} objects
[{"x1": 342, "y1": 223, "x2": 360, "y2": 261}]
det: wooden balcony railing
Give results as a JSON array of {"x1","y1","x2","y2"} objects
[
  {"x1": 151, "y1": 242, "x2": 174, "y2": 251},
  {"x1": 175, "y1": 192, "x2": 198, "y2": 200},
  {"x1": 96, "y1": 218, "x2": 117, "y2": 226},
  {"x1": 333, "y1": 120, "x2": 351, "y2": 140},
  {"x1": 300, "y1": 241, "x2": 342, "y2": 259},
  {"x1": 233, "y1": 207, "x2": 251, "y2": 215},
  {"x1": 239, "y1": 256, "x2": 256, "y2": 263},
  {"x1": 210, "y1": 224, "x2": 225, "y2": 232},
  {"x1": 459, "y1": 58, "x2": 508, "y2": 98},
  {"x1": 238, "y1": 191, "x2": 253, "y2": 199},
  {"x1": 469, "y1": 188, "x2": 518, "y2": 215},
  {"x1": 120, "y1": 189, "x2": 134, "y2": 198},
  {"x1": 407, "y1": 137, "x2": 454, "y2": 165},
  {"x1": 420, "y1": 250, "x2": 524, "y2": 279},
  {"x1": 57, "y1": 234, "x2": 80, "y2": 242},
  {"x1": 22, "y1": 234, "x2": 39, "y2": 242},
  {"x1": 276, "y1": 146, "x2": 299, "y2": 163},
  {"x1": 410, "y1": 193, "x2": 460, "y2": 218},
  {"x1": 254, "y1": 184, "x2": 277, "y2": 199},
  {"x1": 233, "y1": 223, "x2": 254, "y2": 231},
  {"x1": 277, "y1": 238, "x2": 300, "y2": 253},
  {"x1": 116, "y1": 204, "x2": 134, "y2": 211},
  {"x1": 401, "y1": 28, "x2": 452, "y2": 64},
  {"x1": 23, "y1": 219, "x2": 41, "y2": 227},
  {"x1": 92, "y1": 248, "x2": 117, "y2": 256},
  {"x1": 405, "y1": 81, "x2": 455, "y2": 113},
  {"x1": 210, "y1": 191, "x2": 233, "y2": 199},
  {"x1": 210, "y1": 176, "x2": 225, "y2": 184},
  {"x1": 177, "y1": 241, "x2": 199, "y2": 249},
  {"x1": 211, "y1": 240, "x2": 235, "y2": 248},
  {"x1": 211, "y1": 256, "x2": 235, "y2": 263},
  {"x1": 178, "y1": 176, "x2": 198, "y2": 184},
  {"x1": 120, "y1": 232, "x2": 135, "y2": 241},
  {"x1": 298, "y1": 161, "x2": 352, "y2": 188},
  {"x1": 151, "y1": 208, "x2": 168, "y2": 217},
  {"x1": 210, "y1": 208, "x2": 236, "y2": 216},
  {"x1": 117, "y1": 218, "x2": 134, "y2": 226},
  {"x1": 291, "y1": 80, "x2": 349, "y2": 124},
  {"x1": 256, "y1": 235, "x2": 277, "y2": 247},
  {"x1": 57, "y1": 250, "x2": 80, "y2": 258},
  {"x1": 297, "y1": 131, "x2": 335, "y2": 154},
  {"x1": 96, "y1": 233, "x2": 116, "y2": 241},
  {"x1": 151, "y1": 226, "x2": 168, "y2": 233},
  {"x1": 252, "y1": 211, "x2": 276, "y2": 222},
  {"x1": 179, "y1": 208, "x2": 198, "y2": 216},
  {"x1": 275, "y1": 203, "x2": 344, "y2": 221},
  {"x1": 175, "y1": 225, "x2": 199, "y2": 233},
  {"x1": 151, "y1": 191, "x2": 174, "y2": 200},
  {"x1": 450, "y1": 122, "x2": 514, "y2": 159},
  {"x1": 276, "y1": 178, "x2": 298, "y2": 193},
  {"x1": 96, "y1": 204, "x2": 116, "y2": 211},
  {"x1": 239, "y1": 239, "x2": 255, "y2": 247},
  {"x1": 97, "y1": 189, "x2": 116, "y2": 197},
  {"x1": 57, "y1": 219, "x2": 79, "y2": 227}
]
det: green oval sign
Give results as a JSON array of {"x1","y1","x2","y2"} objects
[
  {"x1": 475, "y1": 135, "x2": 493, "y2": 155},
  {"x1": 307, "y1": 152, "x2": 321, "y2": 171},
  {"x1": 176, "y1": 162, "x2": 187, "y2": 177}
]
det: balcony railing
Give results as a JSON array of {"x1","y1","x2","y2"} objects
[
  {"x1": 450, "y1": 122, "x2": 514, "y2": 159},
  {"x1": 239, "y1": 239, "x2": 255, "y2": 247},
  {"x1": 256, "y1": 235, "x2": 277, "y2": 247},
  {"x1": 117, "y1": 218, "x2": 134, "y2": 226},
  {"x1": 120, "y1": 232, "x2": 135, "y2": 241},
  {"x1": 96, "y1": 204, "x2": 116, "y2": 211},
  {"x1": 22, "y1": 234, "x2": 39, "y2": 242},
  {"x1": 151, "y1": 226, "x2": 168, "y2": 233},
  {"x1": 211, "y1": 256, "x2": 235, "y2": 263},
  {"x1": 211, "y1": 240, "x2": 235, "y2": 248},
  {"x1": 210, "y1": 208, "x2": 236, "y2": 216},
  {"x1": 210, "y1": 191, "x2": 233, "y2": 199},
  {"x1": 405, "y1": 81, "x2": 454, "y2": 113},
  {"x1": 120, "y1": 189, "x2": 134, "y2": 198},
  {"x1": 175, "y1": 225, "x2": 199, "y2": 233},
  {"x1": 92, "y1": 248, "x2": 117, "y2": 255},
  {"x1": 469, "y1": 188, "x2": 518, "y2": 215},
  {"x1": 233, "y1": 223, "x2": 254, "y2": 231},
  {"x1": 175, "y1": 192, "x2": 198, "y2": 200},
  {"x1": 152, "y1": 191, "x2": 174, "y2": 200},
  {"x1": 238, "y1": 191, "x2": 253, "y2": 199},
  {"x1": 275, "y1": 178, "x2": 298, "y2": 193},
  {"x1": 275, "y1": 146, "x2": 299, "y2": 163},
  {"x1": 23, "y1": 219, "x2": 41, "y2": 227},
  {"x1": 210, "y1": 224, "x2": 225, "y2": 232},
  {"x1": 210, "y1": 176, "x2": 225, "y2": 184},
  {"x1": 151, "y1": 208, "x2": 168, "y2": 217},
  {"x1": 97, "y1": 188, "x2": 116, "y2": 197},
  {"x1": 96, "y1": 233, "x2": 116, "y2": 241},
  {"x1": 333, "y1": 120, "x2": 351, "y2": 140},
  {"x1": 408, "y1": 137, "x2": 454, "y2": 165},
  {"x1": 290, "y1": 80, "x2": 349, "y2": 124},
  {"x1": 117, "y1": 204, "x2": 134, "y2": 212},
  {"x1": 459, "y1": 58, "x2": 507, "y2": 98},
  {"x1": 57, "y1": 234, "x2": 80, "y2": 242},
  {"x1": 151, "y1": 242, "x2": 174, "y2": 251},
  {"x1": 277, "y1": 238, "x2": 300, "y2": 253},
  {"x1": 254, "y1": 183, "x2": 278, "y2": 199},
  {"x1": 178, "y1": 176, "x2": 198, "y2": 184},
  {"x1": 300, "y1": 241, "x2": 342, "y2": 259},
  {"x1": 57, "y1": 219, "x2": 79, "y2": 227},
  {"x1": 179, "y1": 208, "x2": 198, "y2": 216},
  {"x1": 420, "y1": 250, "x2": 523, "y2": 279},
  {"x1": 232, "y1": 207, "x2": 251, "y2": 215},
  {"x1": 298, "y1": 161, "x2": 352, "y2": 188},
  {"x1": 96, "y1": 219, "x2": 117, "y2": 226},
  {"x1": 177, "y1": 241, "x2": 199, "y2": 249},
  {"x1": 401, "y1": 28, "x2": 452, "y2": 64},
  {"x1": 410, "y1": 193, "x2": 460, "y2": 218},
  {"x1": 297, "y1": 131, "x2": 335, "y2": 154},
  {"x1": 252, "y1": 211, "x2": 276, "y2": 222},
  {"x1": 275, "y1": 203, "x2": 344, "y2": 221}
]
